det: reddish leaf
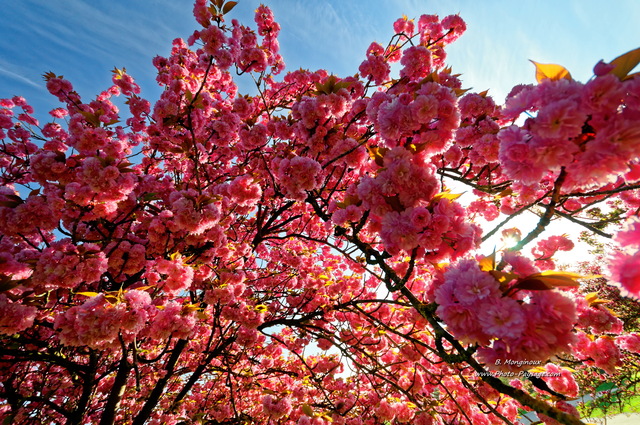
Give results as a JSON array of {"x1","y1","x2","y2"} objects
[{"x1": 222, "y1": 1, "x2": 237, "y2": 14}]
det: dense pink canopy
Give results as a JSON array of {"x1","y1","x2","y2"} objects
[{"x1": 1, "y1": 1, "x2": 639, "y2": 424}]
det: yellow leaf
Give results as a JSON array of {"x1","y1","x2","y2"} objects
[
  {"x1": 433, "y1": 262, "x2": 449, "y2": 270},
  {"x1": 338, "y1": 194, "x2": 361, "y2": 208},
  {"x1": 130, "y1": 286, "x2": 153, "y2": 292},
  {"x1": 609, "y1": 47, "x2": 640, "y2": 80},
  {"x1": 530, "y1": 60, "x2": 572, "y2": 83},
  {"x1": 183, "y1": 303, "x2": 200, "y2": 313},
  {"x1": 494, "y1": 187, "x2": 513, "y2": 199},
  {"x1": 301, "y1": 404, "x2": 315, "y2": 417},
  {"x1": 513, "y1": 270, "x2": 592, "y2": 291},
  {"x1": 433, "y1": 189, "x2": 463, "y2": 202},
  {"x1": 585, "y1": 291, "x2": 611, "y2": 307},
  {"x1": 111, "y1": 67, "x2": 126, "y2": 79},
  {"x1": 254, "y1": 304, "x2": 268, "y2": 313},
  {"x1": 537, "y1": 270, "x2": 600, "y2": 280},
  {"x1": 453, "y1": 87, "x2": 471, "y2": 97},
  {"x1": 366, "y1": 145, "x2": 387, "y2": 167},
  {"x1": 489, "y1": 270, "x2": 519, "y2": 283},
  {"x1": 104, "y1": 294, "x2": 119, "y2": 304},
  {"x1": 624, "y1": 71, "x2": 640, "y2": 81},
  {"x1": 528, "y1": 366, "x2": 547, "y2": 374},
  {"x1": 76, "y1": 291, "x2": 100, "y2": 297},
  {"x1": 478, "y1": 250, "x2": 496, "y2": 271},
  {"x1": 318, "y1": 274, "x2": 329, "y2": 280}
]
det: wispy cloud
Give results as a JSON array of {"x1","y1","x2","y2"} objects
[{"x1": 0, "y1": 65, "x2": 42, "y2": 89}]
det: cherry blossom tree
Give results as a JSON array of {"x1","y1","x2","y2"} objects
[{"x1": 1, "y1": 1, "x2": 640, "y2": 424}]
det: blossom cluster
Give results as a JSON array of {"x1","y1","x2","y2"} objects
[
  {"x1": 608, "y1": 216, "x2": 640, "y2": 298},
  {"x1": 499, "y1": 69, "x2": 640, "y2": 192},
  {"x1": 435, "y1": 257, "x2": 577, "y2": 370},
  {"x1": 1, "y1": 2, "x2": 639, "y2": 425}
]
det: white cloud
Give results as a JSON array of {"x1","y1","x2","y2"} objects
[{"x1": 0, "y1": 64, "x2": 42, "y2": 89}]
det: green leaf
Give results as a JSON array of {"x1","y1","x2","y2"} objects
[
  {"x1": 142, "y1": 192, "x2": 159, "y2": 201},
  {"x1": 609, "y1": 47, "x2": 640, "y2": 80}
]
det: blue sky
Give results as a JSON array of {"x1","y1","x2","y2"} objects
[
  {"x1": 1, "y1": 0, "x2": 639, "y2": 122},
  {"x1": 0, "y1": 1, "x2": 635, "y2": 261}
]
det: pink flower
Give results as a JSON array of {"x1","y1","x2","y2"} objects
[
  {"x1": 375, "y1": 400, "x2": 396, "y2": 422},
  {"x1": 613, "y1": 216, "x2": 640, "y2": 248},
  {"x1": 54, "y1": 294, "x2": 126, "y2": 349},
  {"x1": 533, "y1": 99, "x2": 586, "y2": 140},
  {"x1": 539, "y1": 401, "x2": 581, "y2": 425},
  {"x1": 542, "y1": 363, "x2": 579, "y2": 398},
  {"x1": 616, "y1": 333, "x2": 640, "y2": 353},
  {"x1": 359, "y1": 54, "x2": 390, "y2": 86},
  {"x1": 0, "y1": 294, "x2": 37, "y2": 336},
  {"x1": 238, "y1": 47, "x2": 268, "y2": 73},
  {"x1": 229, "y1": 175, "x2": 262, "y2": 206},
  {"x1": 532, "y1": 235, "x2": 575, "y2": 269},
  {"x1": 436, "y1": 302, "x2": 489, "y2": 345},
  {"x1": 145, "y1": 301, "x2": 196, "y2": 340},
  {"x1": 262, "y1": 395, "x2": 292, "y2": 419},
  {"x1": 592, "y1": 336, "x2": 622, "y2": 374},
  {"x1": 393, "y1": 402, "x2": 415, "y2": 423},
  {"x1": 380, "y1": 210, "x2": 419, "y2": 254},
  {"x1": 608, "y1": 216, "x2": 640, "y2": 298},
  {"x1": 400, "y1": 46, "x2": 432, "y2": 80},
  {"x1": 276, "y1": 156, "x2": 322, "y2": 200},
  {"x1": 441, "y1": 14, "x2": 466, "y2": 43},
  {"x1": 498, "y1": 126, "x2": 546, "y2": 185},
  {"x1": 393, "y1": 17, "x2": 415, "y2": 36},
  {"x1": 582, "y1": 74, "x2": 624, "y2": 114},
  {"x1": 478, "y1": 297, "x2": 526, "y2": 339},
  {"x1": 155, "y1": 257, "x2": 195, "y2": 294},
  {"x1": 438, "y1": 259, "x2": 501, "y2": 306},
  {"x1": 410, "y1": 94, "x2": 439, "y2": 124}
]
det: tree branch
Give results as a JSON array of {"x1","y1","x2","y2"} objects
[{"x1": 132, "y1": 339, "x2": 187, "y2": 425}]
